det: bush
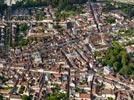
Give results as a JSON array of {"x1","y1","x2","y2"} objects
[{"x1": 105, "y1": 16, "x2": 116, "y2": 24}]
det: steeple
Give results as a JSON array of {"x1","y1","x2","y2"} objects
[{"x1": 100, "y1": 32, "x2": 105, "y2": 45}]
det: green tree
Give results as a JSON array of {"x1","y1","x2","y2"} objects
[
  {"x1": 91, "y1": 0, "x2": 97, "y2": 2},
  {"x1": 0, "y1": 94, "x2": 4, "y2": 100},
  {"x1": 46, "y1": 84, "x2": 67, "y2": 100},
  {"x1": 47, "y1": 92, "x2": 66, "y2": 100},
  {"x1": 19, "y1": 23, "x2": 29, "y2": 33},
  {"x1": 96, "y1": 82, "x2": 105, "y2": 95},
  {"x1": 19, "y1": 86, "x2": 25, "y2": 94},
  {"x1": 101, "y1": 41, "x2": 130, "y2": 75},
  {"x1": 0, "y1": 0, "x2": 4, "y2": 4},
  {"x1": 105, "y1": 16, "x2": 116, "y2": 24},
  {"x1": 58, "y1": 0, "x2": 69, "y2": 10},
  {"x1": 22, "y1": 95, "x2": 32, "y2": 100},
  {"x1": 119, "y1": 65, "x2": 129, "y2": 75},
  {"x1": 107, "y1": 97, "x2": 114, "y2": 100},
  {"x1": 36, "y1": 10, "x2": 46, "y2": 20}
]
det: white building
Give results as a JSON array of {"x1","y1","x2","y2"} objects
[
  {"x1": 4, "y1": 0, "x2": 22, "y2": 6},
  {"x1": 32, "y1": 52, "x2": 42, "y2": 63},
  {"x1": 0, "y1": 63, "x2": 4, "y2": 68},
  {"x1": 103, "y1": 66, "x2": 112, "y2": 75}
]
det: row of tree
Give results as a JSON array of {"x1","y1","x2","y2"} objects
[{"x1": 12, "y1": 0, "x2": 87, "y2": 8}]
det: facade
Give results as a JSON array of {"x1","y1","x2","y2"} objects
[
  {"x1": 0, "y1": 24, "x2": 6, "y2": 54},
  {"x1": 4, "y1": 0, "x2": 22, "y2": 6}
]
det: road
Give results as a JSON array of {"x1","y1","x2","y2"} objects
[{"x1": 88, "y1": 0, "x2": 101, "y2": 32}]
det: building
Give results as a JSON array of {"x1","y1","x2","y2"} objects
[
  {"x1": 0, "y1": 23, "x2": 6, "y2": 54},
  {"x1": 4, "y1": 0, "x2": 22, "y2": 6}
]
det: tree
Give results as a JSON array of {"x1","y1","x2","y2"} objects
[
  {"x1": 101, "y1": 41, "x2": 130, "y2": 75},
  {"x1": 46, "y1": 84, "x2": 67, "y2": 100},
  {"x1": 47, "y1": 0, "x2": 59, "y2": 7},
  {"x1": 0, "y1": 0, "x2": 4, "y2": 4},
  {"x1": 0, "y1": 94, "x2": 4, "y2": 100},
  {"x1": 119, "y1": 65, "x2": 129, "y2": 75},
  {"x1": 97, "y1": 82, "x2": 105, "y2": 94},
  {"x1": 36, "y1": 10, "x2": 46, "y2": 20},
  {"x1": 22, "y1": 95, "x2": 32, "y2": 100},
  {"x1": 19, "y1": 23, "x2": 29, "y2": 33},
  {"x1": 107, "y1": 97, "x2": 114, "y2": 100},
  {"x1": 91, "y1": 0, "x2": 97, "y2": 2},
  {"x1": 0, "y1": 75, "x2": 8, "y2": 84},
  {"x1": 0, "y1": 0, "x2": 7, "y2": 14},
  {"x1": 58, "y1": 0, "x2": 69, "y2": 10},
  {"x1": 19, "y1": 86, "x2": 25, "y2": 94},
  {"x1": 23, "y1": 0, "x2": 35, "y2": 6},
  {"x1": 47, "y1": 92, "x2": 66, "y2": 100}
]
